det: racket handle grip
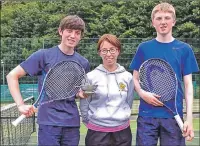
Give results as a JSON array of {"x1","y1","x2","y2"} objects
[
  {"x1": 174, "y1": 115, "x2": 184, "y2": 132},
  {"x1": 12, "y1": 114, "x2": 26, "y2": 127}
]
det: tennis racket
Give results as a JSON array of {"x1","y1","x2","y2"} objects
[
  {"x1": 12, "y1": 60, "x2": 86, "y2": 126},
  {"x1": 139, "y1": 58, "x2": 184, "y2": 132}
]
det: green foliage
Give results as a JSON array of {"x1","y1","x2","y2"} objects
[
  {"x1": 1, "y1": 0, "x2": 200, "y2": 72},
  {"x1": 2, "y1": 0, "x2": 200, "y2": 39},
  {"x1": 176, "y1": 22, "x2": 199, "y2": 38},
  {"x1": 1, "y1": 0, "x2": 200, "y2": 38}
]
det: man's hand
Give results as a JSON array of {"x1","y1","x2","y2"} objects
[
  {"x1": 139, "y1": 89, "x2": 163, "y2": 106},
  {"x1": 17, "y1": 104, "x2": 35, "y2": 117},
  {"x1": 182, "y1": 120, "x2": 194, "y2": 141}
]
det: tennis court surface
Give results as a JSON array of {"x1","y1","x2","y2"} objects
[{"x1": 1, "y1": 97, "x2": 199, "y2": 146}]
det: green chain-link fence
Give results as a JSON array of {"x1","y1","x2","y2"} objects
[{"x1": 1, "y1": 38, "x2": 200, "y2": 102}]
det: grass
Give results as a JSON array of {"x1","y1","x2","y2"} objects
[
  {"x1": 26, "y1": 118, "x2": 199, "y2": 146},
  {"x1": 193, "y1": 118, "x2": 200, "y2": 130},
  {"x1": 80, "y1": 118, "x2": 200, "y2": 134}
]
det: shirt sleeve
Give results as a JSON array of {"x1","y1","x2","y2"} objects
[
  {"x1": 127, "y1": 76, "x2": 134, "y2": 108},
  {"x1": 79, "y1": 73, "x2": 92, "y2": 124},
  {"x1": 85, "y1": 61, "x2": 90, "y2": 73},
  {"x1": 129, "y1": 44, "x2": 144, "y2": 71},
  {"x1": 79, "y1": 97, "x2": 90, "y2": 124},
  {"x1": 182, "y1": 45, "x2": 199, "y2": 75},
  {"x1": 20, "y1": 49, "x2": 45, "y2": 76}
]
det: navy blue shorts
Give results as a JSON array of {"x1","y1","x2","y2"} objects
[
  {"x1": 38, "y1": 125, "x2": 80, "y2": 146},
  {"x1": 136, "y1": 116, "x2": 185, "y2": 146}
]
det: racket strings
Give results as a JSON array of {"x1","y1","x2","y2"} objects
[
  {"x1": 139, "y1": 59, "x2": 177, "y2": 102},
  {"x1": 44, "y1": 61, "x2": 85, "y2": 101}
]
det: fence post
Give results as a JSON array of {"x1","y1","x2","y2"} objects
[
  {"x1": 1, "y1": 60, "x2": 5, "y2": 85},
  {"x1": 31, "y1": 97, "x2": 36, "y2": 133},
  {"x1": 42, "y1": 38, "x2": 45, "y2": 49}
]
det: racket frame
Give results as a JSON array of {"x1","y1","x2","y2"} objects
[
  {"x1": 12, "y1": 60, "x2": 85, "y2": 126},
  {"x1": 139, "y1": 58, "x2": 184, "y2": 132}
]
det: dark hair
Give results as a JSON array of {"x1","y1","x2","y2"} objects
[{"x1": 59, "y1": 15, "x2": 85, "y2": 36}]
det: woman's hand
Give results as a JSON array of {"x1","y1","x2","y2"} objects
[{"x1": 76, "y1": 90, "x2": 90, "y2": 99}]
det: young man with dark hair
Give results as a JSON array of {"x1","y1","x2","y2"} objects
[{"x1": 7, "y1": 15, "x2": 90, "y2": 146}]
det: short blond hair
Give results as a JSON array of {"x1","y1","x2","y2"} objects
[{"x1": 151, "y1": 2, "x2": 176, "y2": 20}]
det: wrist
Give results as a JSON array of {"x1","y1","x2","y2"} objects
[
  {"x1": 186, "y1": 116, "x2": 193, "y2": 123},
  {"x1": 138, "y1": 88, "x2": 144, "y2": 96},
  {"x1": 17, "y1": 103, "x2": 24, "y2": 108}
]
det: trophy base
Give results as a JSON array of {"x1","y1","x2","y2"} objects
[{"x1": 84, "y1": 91, "x2": 95, "y2": 95}]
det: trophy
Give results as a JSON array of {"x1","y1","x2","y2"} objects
[
  {"x1": 77, "y1": 76, "x2": 98, "y2": 95},
  {"x1": 80, "y1": 84, "x2": 98, "y2": 94}
]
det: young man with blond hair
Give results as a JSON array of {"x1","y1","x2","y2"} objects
[
  {"x1": 7, "y1": 15, "x2": 90, "y2": 146},
  {"x1": 130, "y1": 2, "x2": 199, "y2": 146}
]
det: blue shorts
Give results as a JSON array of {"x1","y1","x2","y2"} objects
[
  {"x1": 136, "y1": 116, "x2": 185, "y2": 146},
  {"x1": 38, "y1": 125, "x2": 80, "y2": 146}
]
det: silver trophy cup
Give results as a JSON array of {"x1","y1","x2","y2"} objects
[{"x1": 80, "y1": 84, "x2": 98, "y2": 94}]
